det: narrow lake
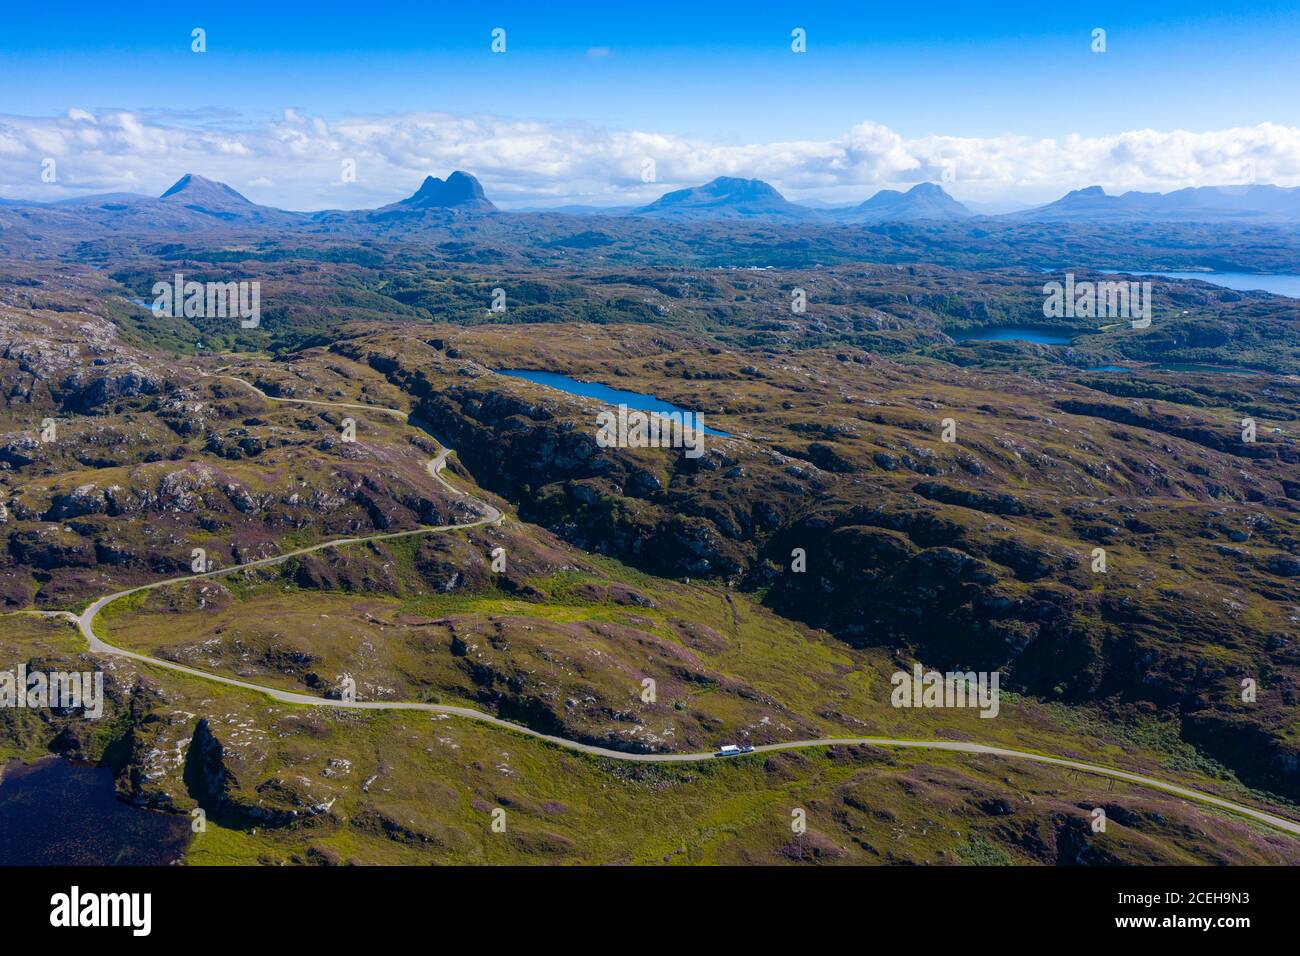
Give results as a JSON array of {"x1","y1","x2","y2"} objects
[
  {"x1": 1151, "y1": 362, "x2": 1259, "y2": 375},
  {"x1": 496, "y1": 369, "x2": 731, "y2": 435},
  {"x1": 1086, "y1": 362, "x2": 1260, "y2": 376},
  {"x1": 1099, "y1": 270, "x2": 1300, "y2": 298},
  {"x1": 951, "y1": 327, "x2": 1073, "y2": 345},
  {"x1": 0, "y1": 757, "x2": 192, "y2": 865}
]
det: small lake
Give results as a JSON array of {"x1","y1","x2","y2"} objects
[
  {"x1": 1099, "y1": 270, "x2": 1300, "y2": 298},
  {"x1": 1151, "y1": 362, "x2": 1259, "y2": 376},
  {"x1": 1085, "y1": 362, "x2": 1259, "y2": 376},
  {"x1": 496, "y1": 369, "x2": 730, "y2": 435},
  {"x1": 951, "y1": 327, "x2": 1073, "y2": 345},
  {"x1": 0, "y1": 758, "x2": 192, "y2": 865}
]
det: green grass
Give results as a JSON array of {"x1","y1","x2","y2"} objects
[
  {"x1": 5, "y1": 610, "x2": 1298, "y2": 866},
  {"x1": 957, "y1": 836, "x2": 1015, "y2": 866}
]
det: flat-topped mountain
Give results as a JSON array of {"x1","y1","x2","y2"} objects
[
  {"x1": 840, "y1": 182, "x2": 973, "y2": 222},
  {"x1": 634, "y1": 176, "x2": 816, "y2": 220}
]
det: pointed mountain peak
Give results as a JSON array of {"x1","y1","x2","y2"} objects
[
  {"x1": 160, "y1": 173, "x2": 206, "y2": 198},
  {"x1": 159, "y1": 173, "x2": 253, "y2": 206}
]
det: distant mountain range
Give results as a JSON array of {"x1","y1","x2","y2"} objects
[
  {"x1": 1006, "y1": 184, "x2": 1300, "y2": 222},
  {"x1": 4, "y1": 172, "x2": 1300, "y2": 227}
]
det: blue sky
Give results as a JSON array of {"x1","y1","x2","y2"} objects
[
  {"x1": 1, "y1": 1, "x2": 1298, "y2": 207},
  {"x1": 4, "y1": 1, "x2": 1298, "y2": 139}
]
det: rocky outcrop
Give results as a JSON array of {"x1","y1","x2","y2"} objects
[
  {"x1": 180, "y1": 718, "x2": 236, "y2": 814},
  {"x1": 60, "y1": 364, "x2": 162, "y2": 412},
  {"x1": 182, "y1": 718, "x2": 333, "y2": 828}
]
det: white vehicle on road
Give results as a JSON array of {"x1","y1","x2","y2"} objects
[{"x1": 715, "y1": 744, "x2": 754, "y2": 757}]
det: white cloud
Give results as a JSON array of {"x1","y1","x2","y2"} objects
[{"x1": 0, "y1": 108, "x2": 1296, "y2": 210}]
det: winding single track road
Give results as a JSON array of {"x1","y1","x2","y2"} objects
[{"x1": 39, "y1": 373, "x2": 1300, "y2": 839}]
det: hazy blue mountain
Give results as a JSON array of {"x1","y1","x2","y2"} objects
[
  {"x1": 1161, "y1": 184, "x2": 1300, "y2": 219},
  {"x1": 50, "y1": 192, "x2": 153, "y2": 206},
  {"x1": 512, "y1": 204, "x2": 639, "y2": 215},
  {"x1": 1012, "y1": 183, "x2": 1300, "y2": 222},
  {"x1": 795, "y1": 198, "x2": 859, "y2": 210},
  {"x1": 634, "y1": 177, "x2": 817, "y2": 220},
  {"x1": 961, "y1": 198, "x2": 1038, "y2": 215},
  {"x1": 838, "y1": 182, "x2": 973, "y2": 222}
]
